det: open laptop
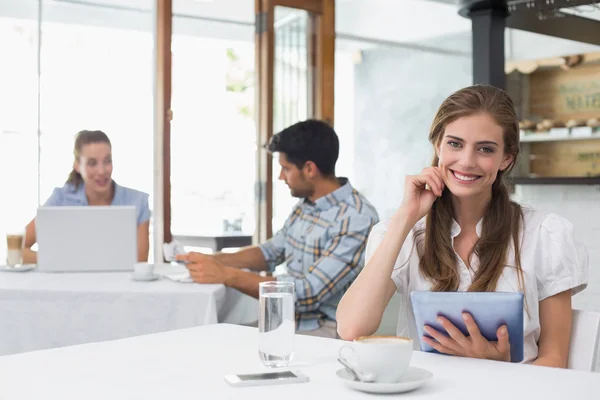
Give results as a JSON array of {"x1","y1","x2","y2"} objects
[{"x1": 36, "y1": 206, "x2": 137, "y2": 273}]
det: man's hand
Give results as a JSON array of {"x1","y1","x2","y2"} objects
[{"x1": 176, "y1": 252, "x2": 230, "y2": 284}]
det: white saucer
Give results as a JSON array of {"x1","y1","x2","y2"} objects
[
  {"x1": 0, "y1": 264, "x2": 36, "y2": 272},
  {"x1": 131, "y1": 273, "x2": 159, "y2": 282},
  {"x1": 336, "y1": 366, "x2": 433, "y2": 394}
]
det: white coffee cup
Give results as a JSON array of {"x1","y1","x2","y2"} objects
[
  {"x1": 133, "y1": 263, "x2": 154, "y2": 278},
  {"x1": 339, "y1": 335, "x2": 413, "y2": 383}
]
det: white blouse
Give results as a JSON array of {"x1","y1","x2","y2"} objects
[{"x1": 365, "y1": 208, "x2": 589, "y2": 364}]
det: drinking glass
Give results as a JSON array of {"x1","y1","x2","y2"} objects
[
  {"x1": 258, "y1": 281, "x2": 295, "y2": 367},
  {"x1": 6, "y1": 230, "x2": 25, "y2": 267}
]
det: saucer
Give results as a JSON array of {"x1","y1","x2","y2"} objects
[
  {"x1": 336, "y1": 366, "x2": 433, "y2": 394},
  {"x1": 0, "y1": 264, "x2": 36, "y2": 272},
  {"x1": 131, "y1": 273, "x2": 159, "y2": 282}
]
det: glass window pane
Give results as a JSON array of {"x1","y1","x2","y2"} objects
[
  {"x1": 170, "y1": 11, "x2": 256, "y2": 237},
  {"x1": 38, "y1": 0, "x2": 153, "y2": 255},
  {"x1": 271, "y1": 6, "x2": 309, "y2": 232},
  {"x1": 39, "y1": 6, "x2": 153, "y2": 200},
  {"x1": 38, "y1": 4, "x2": 153, "y2": 196},
  {"x1": 0, "y1": 2, "x2": 39, "y2": 262}
]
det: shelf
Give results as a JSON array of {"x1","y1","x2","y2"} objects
[
  {"x1": 519, "y1": 132, "x2": 600, "y2": 143},
  {"x1": 510, "y1": 177, "x2": 600, "y2": 185}
]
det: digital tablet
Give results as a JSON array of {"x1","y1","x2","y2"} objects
[{"x1": 410, "y1": 291, "x2": 524, "y2": 363}]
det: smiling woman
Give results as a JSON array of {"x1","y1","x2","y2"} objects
[
  {"x1": 23, "y1": 130, "x2": 151, "y2": 263},
  {"x1": 337, "y1": 85, "x2": 589, "y2": 369}
]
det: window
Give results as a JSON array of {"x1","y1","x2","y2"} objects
[
  {"x1": 0, "y1": 0, "x2": 154, "y2": 261},
  {"x1": 170, "y1": 11, "x2": 256, "y2": 237},
  {"x1": 0, "y1": 3, "x2": 39, "y2": 261}
]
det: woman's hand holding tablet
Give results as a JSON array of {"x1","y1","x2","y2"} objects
[
  {"x1": 410, "y1": 291, "x2": 524, "y2": 362},
  {"x1": 422, "y1": 312, "x2": 511, "y2": 362}
]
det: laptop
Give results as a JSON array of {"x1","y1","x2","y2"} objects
[{"x1": 36, "y1": 206, "x2": 137, "y2": 273}]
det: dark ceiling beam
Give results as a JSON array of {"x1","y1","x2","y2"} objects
[
  {"x1": 506, "y1": 12, "x2": 600, "y2": 46},
  {"x1": 458, "y1": 0, "x2": 509, "y2": 88},
  {"x1": 458, "y1": 0, "x2": 600, "y2": 46},
  {"x1": 507, "y1": 0, "x2": 600, "y2": 11}
]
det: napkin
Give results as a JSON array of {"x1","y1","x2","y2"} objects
[
  {"x1": 159, "y1": 271, "x2": 193, "y2": 283},
  {"x1": 155, "y1": 260, "x2": 194, "y2": 283},
  {"x1": 163, "y1": 240, "x2": 187, "y2": 262}
]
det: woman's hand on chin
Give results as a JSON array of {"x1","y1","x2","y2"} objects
[{"x1": 397, "y1": 166, "x2": 445, "y2": 224}]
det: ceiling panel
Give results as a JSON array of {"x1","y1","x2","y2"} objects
[{"x1": 49, "y1": 0, "x2": 472, "y2": 43}]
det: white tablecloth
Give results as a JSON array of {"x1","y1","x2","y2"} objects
[
  {"x1": 0, "y1": 323, "x2": 597, "y2": 399},
  {"x1": 0, "y1": 264, "x2": 257, "y2": 356}
]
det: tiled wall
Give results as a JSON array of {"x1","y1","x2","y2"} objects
[
  {"x1": 512, "y1": 185, "x2": 600, "y2": 313},
  {"x1": 513, "y1": 186, "x2": 600, "y2": 371}
]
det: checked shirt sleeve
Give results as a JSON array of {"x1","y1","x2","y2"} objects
[
  {"x1": 278, "y1": 214, "x2": 375, "y2": 313},
  {"x1": 259, "y1": 225, "x2": 288, "y2": 273}
]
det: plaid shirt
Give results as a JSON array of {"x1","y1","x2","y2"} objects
[{"x1": 259, "y1": 178, "x2": 379, "y2": 332}]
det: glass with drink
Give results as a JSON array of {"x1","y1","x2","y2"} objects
[
  {"x1": 258, "y1": 281, "x2": 295, "y2": 367},
  {"x1": 6, "y1": 231, "x2": 25, "y2": 267}
]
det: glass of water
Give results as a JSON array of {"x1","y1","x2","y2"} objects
[{"x1": 258, "y1": 281, "x2": 295, "y2": 367}]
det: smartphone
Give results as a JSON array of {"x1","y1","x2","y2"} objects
[{"x1": 224, "y1": 370, "x2": 309, "y2": 387}]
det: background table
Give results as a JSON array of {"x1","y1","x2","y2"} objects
[
  {"x1": 173, "y1": 234, "x2": 253, "y2": 252},
  {"x1": 0, "y1": 323, "x2": 598, "y2": 399},
  {"x1": 0, "y1": 264, "x2": 257, "y2": 356}
]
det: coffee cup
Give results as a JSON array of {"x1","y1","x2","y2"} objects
[
  {"x1": 339, "y1": 335, "x2": 413, "y2": 383},
  {"x1": 133, "y1": 262, "x2": 154, "y2": 278},
  {"x1": 6, "y1": 233, "x2": 24, "y2": 267}
]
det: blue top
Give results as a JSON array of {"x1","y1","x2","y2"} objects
[{"x1": 43, "y1": 181, "x2": 151, "y2": 225}]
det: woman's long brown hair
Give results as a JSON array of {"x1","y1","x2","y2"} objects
[{"x1": 418, "y1": 85, "x2": 524, "y2": 292}]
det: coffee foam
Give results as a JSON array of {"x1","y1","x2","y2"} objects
[
  {"x1": 356, "y1": 335, "x2": 411, "y2": 344},
  {"x1": 6, "y1": 235, "x2": 24, "y2": 249}
]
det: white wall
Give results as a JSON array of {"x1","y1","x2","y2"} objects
[
  {"x1": 512, "y1": 186, "x2": 600, "y2": 313},
  {"x1": 350, "y1": 31, "x2": 472, "y2": 218},
  {"x1": 507, "y1": 29, "x2": 600, "y2": 61}
]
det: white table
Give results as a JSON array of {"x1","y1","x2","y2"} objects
[
  {"x1": 0, "y1": 324, "x2": 598, "y2": 399},
  {"x1": 0, "y1": 265, "x2": 257, "y2": 356}
]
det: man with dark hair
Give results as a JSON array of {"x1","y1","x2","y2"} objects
[{"x1": 178, "y1": 119, "x2": 379, "y2": 338}]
